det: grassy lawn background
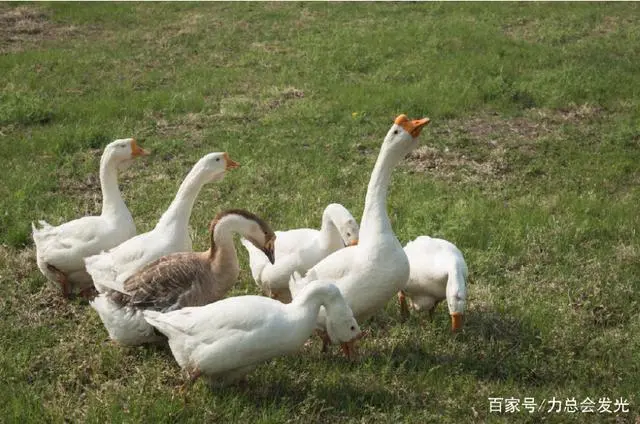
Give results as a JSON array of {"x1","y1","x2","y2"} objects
[{"x1": 1, "y1": 2, "x2": 639, "y2": 423}]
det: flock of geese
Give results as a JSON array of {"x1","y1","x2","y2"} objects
[{"x1": 31, "y1": 115, "x2": 468, "y2": 387}]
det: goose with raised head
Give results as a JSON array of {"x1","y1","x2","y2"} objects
[
  {"x1": 32, "y1": 138, "x2": 149, "y2": 298},
  {"x1": 292, "y1": 115, "x2": 430, "y2": 353},
  {"x1": 399, "y1": 236, "x2": 468, "y2": 331},
  {"x1": 90, "y1": 209, "x2": 276, "y2": 346},
  {"x1": 84, "y1": 152, "x2": 239, "y2": 295},
  {"x1": 143, "y1": 279, "x2": 362, "y2": 387},
  {"x1": 241, "y1": 203, "x2": 359, "y2": 303}
]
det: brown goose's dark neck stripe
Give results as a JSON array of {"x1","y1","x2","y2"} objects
[{"x1": 208, "y1": 209, "x2": 275, "y2": 259}]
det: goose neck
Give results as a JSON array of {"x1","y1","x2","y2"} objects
[
  {"x1": 209, "y1": 216, "x2": 241, "y2": 278},
  {"x1": 318, "y1": 208, "x2": 340, "y2": 250},
  {"x1": 99, "y1": 155, "x2": 128, "y2": 218},
  {"x1": 359, "y1": 145, "x2": 398, "y2": 239},
  {"x1": 156, "y1": 168, "x2": 208, "y2": 232}
]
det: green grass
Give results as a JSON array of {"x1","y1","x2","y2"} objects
[{"x1": 1, "y1": 2, "x2": 639, "y2": 423}]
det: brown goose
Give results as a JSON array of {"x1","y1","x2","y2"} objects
[{"x1": 90, "y1": 209, "x2": 276, "y2": 346}]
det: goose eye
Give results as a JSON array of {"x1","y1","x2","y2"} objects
[
  {"x1": 346, "y1": 232, "x2": 351, "y2": 237},
  {"x1": 216, "y1": 158, "x2": 221, "y2": 162},
  {"x1": 393, "y1": 130, "x2": 399, "y2": 135},
  {"x1": 350, "y1": 325, "x2": 355, "y2": 331}
]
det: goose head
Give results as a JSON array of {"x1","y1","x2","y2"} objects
[
  {"x1": 323, "y1": 284, "x2": 362, "y2": 358},
  {"x1": 326, "y1": 204, "x2": 360, "y2": 247},
  {"x1": 339, "y1": 217, "x2": 359, "y2": 247},
  {"x1": 210, "y1": 209, "x2": 276, "y2": 264},
  {"x1": 196, "y1": 152, "x2": 240, "y2": 184},
  {"x1": 381, "y1": 114, "x2": 431, "y2": 160},
  {"x1": 103, "y1": 138, "x2": 149, "y2": 168},
  {"x1": 448, "y1": 292, "x2": 466, "y2": 332}
]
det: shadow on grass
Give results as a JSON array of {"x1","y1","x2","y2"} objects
[
  {"x1": 361, "y1": 308, "x2": 572, "y2": 388},
  {"x1": 216, "y1": 370, "x2": 430, "y2": 416}
]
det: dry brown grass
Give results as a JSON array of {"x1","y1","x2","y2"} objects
[
  {"x1": 0, "y1": 5, "x2": 80, "y2": 53},
  {"x1": 405, "y1": 105, "x2": 604, "y2": 182}
]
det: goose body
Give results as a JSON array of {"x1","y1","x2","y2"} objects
[
  {"x1": 399, "y1": 236, "x2": 468, "y2": 330},
  {"x1": 32, "y1": 138, "x2": 148, "y2": 297},
  {"x1": 90, "y1": 209, "x2": 275, "y2": 346},
  {"x1": 84, "y1": 152, "x2": 239, "y2": 295},
  {"x1": 241, "y1": 203, "x2": 359, "y2": 303},
  {"x1": 143, "y1": 280, "x2": 361, "y2": 387},
  {"x1": 292, "y1": 115, "x2": 430, "y2": 349}
]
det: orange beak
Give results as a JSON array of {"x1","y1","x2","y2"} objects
[
  {"x1": 340, "y1": 331, "x2": 364, "y2": 360},
  {"x1": 394, "y1": 115, "x2": 431, "y2": 137},
  {"x1": 223, "y1": 152, "x2": 240, "y2": 170},
  {"x1": 130, "y1": 139, "x2": 150, "y2": 157},
  {"x1": 451, "y1": 313, "x2": 464, "y2": 331},
  {"x1": 348, "y1": 239, "x2": 358, "y2": 247}
]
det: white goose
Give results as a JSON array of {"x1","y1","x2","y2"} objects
[
  {"x1": 292, "y1": 115, "x2": 430, "y2": 352},
  {"x1": 91, "y1": 209, "x2": 276, "y2": 346},
  {"x1": 275, "y1": 203, "x2": 359, "y2": 257},
  {"x1": 32, "y1": 138, "x2": 149, "y2": 298},
  {"x1": 399, "y1": 236, "x2": 468, "y2": 331},
  {"x1": 84, "y1": 152, "x2": 239, "y2": 295},
  {"x1": 241, "y1": 203, "x2": 359, "y2": 303},
  {"x1": 143, "y1": 280, "x2": 362, "y2": 387}
]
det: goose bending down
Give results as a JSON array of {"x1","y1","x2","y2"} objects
[
  {"x1": 399, "y1": 236, "x2": 468, "y2": 331},
  {"x1": 143, "y1": 279, "x2": 362, "y2": 388},
  {"x1": 84, "y1": 152, "x2": 239, "y2": 295},
  {"x1": 32, "y1": 138, "x2": 149, "y2": 298},
  {"x1": 292, "y1": 115, "x2": 430, "y2": 353},
  {"x1": 90, "y1": 209, "x2": 276, "y2": 346},
  {"x1": 241, "y1": 203, "x2": 359, "y2": 303}
]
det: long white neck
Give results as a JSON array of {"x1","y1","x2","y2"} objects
[
  {"x1": 289, "y1": 281, "x2": 337, "y2": 330},
  {"x1": 446, "y1": 261, "x2": 467, "y2": 311},
  {"x1": 99, "y1": 155, "x2": 128, "y2": 218},
  {"x1": 317, "y1": 207, "x2": 341, "y2": 251},
  {"x1": 155, "y1": 166, "x2": 213, "y2": 232},
  {"x1": 359, "y1": 143, "x2": 402, "y2": 242}
]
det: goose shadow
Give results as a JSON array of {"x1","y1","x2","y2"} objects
[
  {"x1": 359, "y1": 307, "x2": 571, "y2": 387},
  {"x1": 215, "y1": 367, "x2": 435, "y2": 415}
]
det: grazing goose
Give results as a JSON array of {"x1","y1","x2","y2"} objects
[
  {"x1": 91, "y1": 209, "x2": 276, "y2": 346},
  {"x1": 143, "y1": 279, "x2": 362, "y2": 388},
  {"x1": 292, "y1": 115, "x2": 430, "y2": 354},
  {"x1": 84, "y1": 152, "x2": 239, "y2": 295},
  {"x1": 399, "y1": 236, "x2": 468, "y2": 331},
  {"x1": 242, "y1": 203, "x2": 359, "y2": 303},
  {"x1": 32, "y1": 138, "x2": 149, "y2": 298}
]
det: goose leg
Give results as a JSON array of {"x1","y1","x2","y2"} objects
[
  {"x1": 178, "y1": 366, "x2": 202, "y2": 397},
  {"x1": 46, "y1": 264, "x2": 70, "y2": 298},
  {"x1": 316, "y1": 329, "x2": 331, "y2": 353},
  {"x1": 188, "y1": 366, "x2": 202, "y2": 383},
  {"x1": 79, "y1": 286, "x2": 97, "y2": 300},
  {"x1": 398, "y1": 291, "x2": 409, "y2": 321},
  {"x1": 427, "y1": 300, "x2": 441, "y2": 322}
]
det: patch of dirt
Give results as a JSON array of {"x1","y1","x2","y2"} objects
[
  {"x1": 503, "y1": 18, "x2": 540, "y2": 42},
  {"x1": 264, "y1": 86, "x2": 305, "y2": 110},
  {"x1": 591, "y1": 15, "x2": 635, "y2": 37},
  {"x1": 504, "y1": 15, "x2": 632, "y2": 43},
  {"x1": 405, "y1": 144, "x2": 510, "y2": 183},
  {"x1": 0, "y1": 5, "x2": 80, "y2": 53},
  {"x1": 405, "y1": 106, "x2": 604, "y2": 182}
]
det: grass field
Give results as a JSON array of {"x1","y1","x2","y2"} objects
[{"x1": 1, "y1": 2, "x2": 639, "y2": 423}]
